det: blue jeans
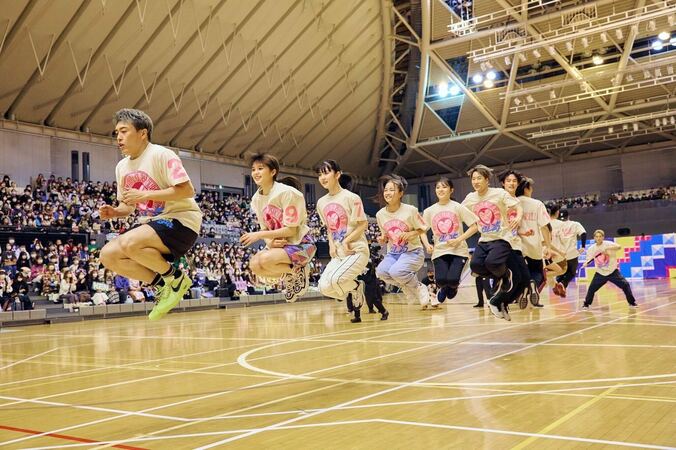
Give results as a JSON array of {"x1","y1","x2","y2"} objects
[{"x1": 376, "y1": 248, "x2": 424, "y2": 292}]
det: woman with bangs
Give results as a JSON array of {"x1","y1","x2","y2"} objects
[
  {"x1": 240, "y1": 153, "x2": 316, "y2": 303},
  {"x1": 375, "y1": 175, "x2": 431, "y2": 309},
  {"x1": 315, "y1": 160, "x2": 388, "y2": 322},
  {"x1": 421, "y1": 177, "x2": 478, "y2": 305}
]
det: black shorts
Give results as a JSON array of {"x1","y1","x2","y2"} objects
[{"x1": 133, "y1": 219, "x2": 198, "y2": 261}]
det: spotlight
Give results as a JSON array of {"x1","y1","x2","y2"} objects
[
  {"x1": 486, "y1": 61, "x2": 493, "y2": 69},
  {"x1": 633, "y1": 123, "x2": 639, "y2": 131},
  {"x1": 644, "y1": 70, "x2": 651, "y2": 79},
  {"x1": 526, "y1": 94, "x2": 534, "y2": 103},
  {"x1": 671, "y1": 116, "x2": 675, "y2": 126},
  {"x1": 600, "y1": 32, "x2": 608, "y2": 43},
  {"x1": 647, "y1": 20, "x2": 656, "y2": 32},
  {"x1": 622, "y1": 124, "x2": 628, "y2": 131},
  {"x1": 549, "y1": 89, "x2": 556, "y2": 99},
  {"x1": 480, "y1": 62, "x2": 487, "y2": 72},
  {"x1": 668, "y1": 66, "x2": 674, "y2": 75},
  {"x1": 472, "y1": 73, "x2": 484, "y2": 84},
  {"x1": 533, "y1": 49, "x2": 541, "y2": 58},
  {"x1": 669, "y1": 14, "x2": 675, "y2": 26},
  {"x1": 615, "y1": 29, "x2": 623, "y2": 40},
  {"x1": 652, "y1": 40, "x2": 664, "y2": 51},
  {"x1": 608, "y1": 127, "x2": 613, "y2": 133},
  {"x1": 483, "y1": 79, "x2": 494, "y2": 88},
  {"x1": 518, "y1": 53, "x2": 526, "y2": 62},
  {"x1": 581, "y1": 37, "x2": 589, "y2": 48},
  {"x1": 655, "y1": 119, "x2": 661, "y2": 127},
  {"x1": 449, "y1": 84, "x2": 461, "y2": 96},
  {"x1": 626, "y1": 73, "x2": 634, "y2": 82},
  {"x1": 659, "y1": 31, "x2": 670, "y2": 41},
  {"x1": 486, "y1": 70, "x2": 496, "y2": 81},
  {"x1": 655, "y1": 68, "x2": 662, "y2": 77},
  {"x1": 663, "y1": 117, "x2": 668, "y2": 126},
  {"x1": 438, "y1": 83, "x2": 449, "y2": 97},
  {"x1": 513, "y1": 97, "x2": 522, "y2": 106},
  {"x1": 592, "y1": 54, "x2": 603, "y2": 65},
  {"x1": 547, "y1": 45, "x2": 556, "y2": 55},
  {"x1": 504, "y1": 55, "x2": 511, "y2": 66},
  {"x1": 565, "y1": 41, "x2": 573, "y2": 52}
]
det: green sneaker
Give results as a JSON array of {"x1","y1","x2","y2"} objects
[{"x1": 148, "y1": 273, "x2": 191, "y2": 321}]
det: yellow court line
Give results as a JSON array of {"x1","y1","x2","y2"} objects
[{"x1": 509, "y1": 385, "x2": 620, "y2": 450}]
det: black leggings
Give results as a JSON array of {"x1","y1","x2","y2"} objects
[
  {"x1": 475, "y1": 276, "x2": 493, "y2": 305},
  {"x1": 470, "y1": 240, "x2": 511, "y2": 279},
  {"x1": 433, "y1": 254, "x2": 468, "y2": 300},
  {"x1": 556, "y1": 257, "x2": 579, "y2": 287},
  {"x1": 584, "y1": 269, "x2": 636, "y2": 306},
  {"x1": 524, "y1": 256, "x2": 545, "y2": 292},
  {"x1": 505, "y1": 250, "x2": 530, "y2": 302}
]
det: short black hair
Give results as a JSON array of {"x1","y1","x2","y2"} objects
[{"x1": 114, "y1": 109, "x2": 153, "y2": 141}]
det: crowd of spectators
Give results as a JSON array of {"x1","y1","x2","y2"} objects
[
  {"x1": 608, "y1": 186, "x2": 675, "y2": 204},
  {"x1": 544, "y1": 193, "x2": 599, "y2": 209}
]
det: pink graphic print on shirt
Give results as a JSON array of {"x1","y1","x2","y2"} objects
[
  {"x1": 473, "y1": 201, "x2": 501, "y2": 234},
  {"x1": 432, "y1": 211, "x2": 459, "y2": 242},
  {"x1": 123, "y1": 171, "x2": 165, "y2": 217},
  {"x1": 595, "y1": 252, "x2": 609, "y2": 268},
  {"x1": 263, "y1": 204, "x2": 283, "y2": 230},
  {"x1": 383, "y1": 219, "x2": 410, "y2": 254},
  {"x1": 323, "y1": 203, "x2": 349, "y2": 242}
]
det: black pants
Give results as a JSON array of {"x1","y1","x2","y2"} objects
[
  {"x1": 556, "y1": 257, "x2": 579, "y2": 287},
  {"x1": 505, "y1": 250, "x2": 530, "y2": 302},
  {"x1": 475, "y1": 276, "x2": 493, "y2": 306},
  {"x1": 470, "y1": 240, "x2": 511, "y2": 279},
  {"x1": 433, "y1": 254, "x2": 468, "y2": 300},
  {"x1": 584, "y1": 269, "x2": 637, "y2": 306},
  {"x1": 358, "y1": 266, "x2": 386, "y2": 314},
  {"x1": 524, "y1": 256, "x2": 545, "y2": 292}
]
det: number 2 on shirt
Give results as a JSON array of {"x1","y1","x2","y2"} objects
[{"x1": 167, "y1": 158, "x2": 188, "y2": 181}]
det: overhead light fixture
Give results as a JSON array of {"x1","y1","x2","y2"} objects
[
  {"x1": 472, "y1": 73, "x2": 484, "y2": 84},
  {"x1": 547, "y1": 45, "x2": 556, "y2": 55},
  {"x1": 658, "y1": 31, "x2": 671, "y2": 41},
  {"x1": 647, "y1": 20, "x2": 656, "y2": 32},
  {"x1": 438, "y1": 83, "x2": 449, "y2": 97},
  {"x1": 526, "y1": 94, "x2": 534, "y2": 103},
  {"x1": 671, "y1": 116, "x2": 675, "y2": 126},
  {"x1": 565, "y1": 41, "x2": 573, "y2": 52},
  {"x1": 513, "y1": 97, "x2": 522, "y2": 106},
  {"x1": 669, "y1": 14, "x2": 675, "y2": 26},
  {"x1": 533, "y1": 49, "x2": 541, "y2": 58},
  {"x1": 655, "y1": 119, "x2": 661, "y2": 127},
  {"x1": 600, "y1": 32, "x2": 608, "y2": 43},
  {"x1": 644, "y1": 70, "x2": 651, "y2": 79},
  {"x1": 616, "y1": 29, "x2": 623, "y2": 40},
  {"x1": 655, "y1": 68, "x2": 662, "y2": 77},
  {"x1": 633, "y1": 123, "x2": 639, "y2": 131},
  {"x1": 486, "y1": 61, "x2": 493, "y2": 69},
  {"x1": 592, "y1": 54, "x2": 604, "y2": 65},
  {"x1": 483, "y1": 79, "x2": 494, "y2": 88},
  {"x1": 668, "y1": 66, "x2": 674, "y2": 75},
  {"x1": 449, "y1": 84, "x2": 461, "y2": 96},
  {"x1": 652, "y1": 40, "x2": 664, "y2": 51},
  {"x1": 622, "y1": 124, "x2": 628, "y2": 131},
  {"x1": 486, "y1": 70, "x2": 497, "y2": 81},
  {"x1": 663, "y1": 118, "x2": 668, "y2": 126},
  {"x1": 626, "y1": 73, "x2": 634, "y2": 82},
  {"x1": 480, "y1": 62, "x2": 487, "y2": 72},
  {"x1": 504, "y1": 55, "x2": 511, "y2": 66},
  {"x1": 518, "y1": 53, "x2": 526, "y2": 62},
  {"x1": 549, "y1": 89, "x2": 556, "y2": 99},
  {"x1": 581, "y1": 37, "x2": 589, "y2": 48},
  {"x1": 608, "y1": 127, "x2": 613, "y2": 133}
]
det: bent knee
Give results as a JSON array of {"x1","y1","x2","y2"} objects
[{"x1": 100, "y1": 243, "x2": 123, "y2": 268}]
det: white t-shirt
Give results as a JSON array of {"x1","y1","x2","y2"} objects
[
  {"x1": 461, "y1": 187, "x2": 519, "y2": 243},
  {"x1": 422, "y1": 201, "x2": 477, "y2": 259},
  {"x1": 585, "y1": 241, "x2": 620, "y2": 276},
  {"x1": 551, "y1": 219, "x2": 586, "y2": 261},
  {"x1": 316, "y1": 189, "x2": 369, "y2": 257},
  {"x1": 376, "y1": 203, "x2": 427, "y2": 255},
  {"x1": 251, "y1": 181, "x2": 309, "y2": 245},
  {"x1": 115, "y1": 143, "x2": 202, "y2": 233},
  {"x1": 518, "y1": 195, "x2": 551, "y2": 260}
]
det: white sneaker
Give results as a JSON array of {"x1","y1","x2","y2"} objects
[
  {"x1": 351, "y1": 280, "x2": 365, "y2": 308},
  {"x1": 417, "y1": 283, "x2": 429, "y2": 306}
]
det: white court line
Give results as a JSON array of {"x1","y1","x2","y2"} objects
[
  {"x1": 195, "y1": 302, "x2": 672, "y2": 447},
  {"x1": 0, "y1": 348, "x2": 58, "y2": 371},
  {"x1": 21, "y1": 417, "x2": 674, "y2": 450},
  {"x1": 0, "y1": 315, "x2": 455, "y2": 447}
]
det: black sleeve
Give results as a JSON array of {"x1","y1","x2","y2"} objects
[{"x1": 579, "y1": 232, "x2": 587, "y2": 248}]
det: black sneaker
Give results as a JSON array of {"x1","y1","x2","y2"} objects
[
  {"x1": 351, "y1": 316, "x2": 362, "y2": 323},
  {"x1": 473, "y1": 303, "x2": 484, "y2": 308},
  {"x1": 488, "y1": 293, "x2": 504, "y2": 319},
  {"x1": 518, "y1": 292, "x2": 528, "y2": 310},
  {"x1": 380, "y1": 310, "x2": 389, "y2": 321}
]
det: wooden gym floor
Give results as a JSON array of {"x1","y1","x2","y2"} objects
[{"x1": 0, "y1": 279, "x2": 674, "y2": 449}]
